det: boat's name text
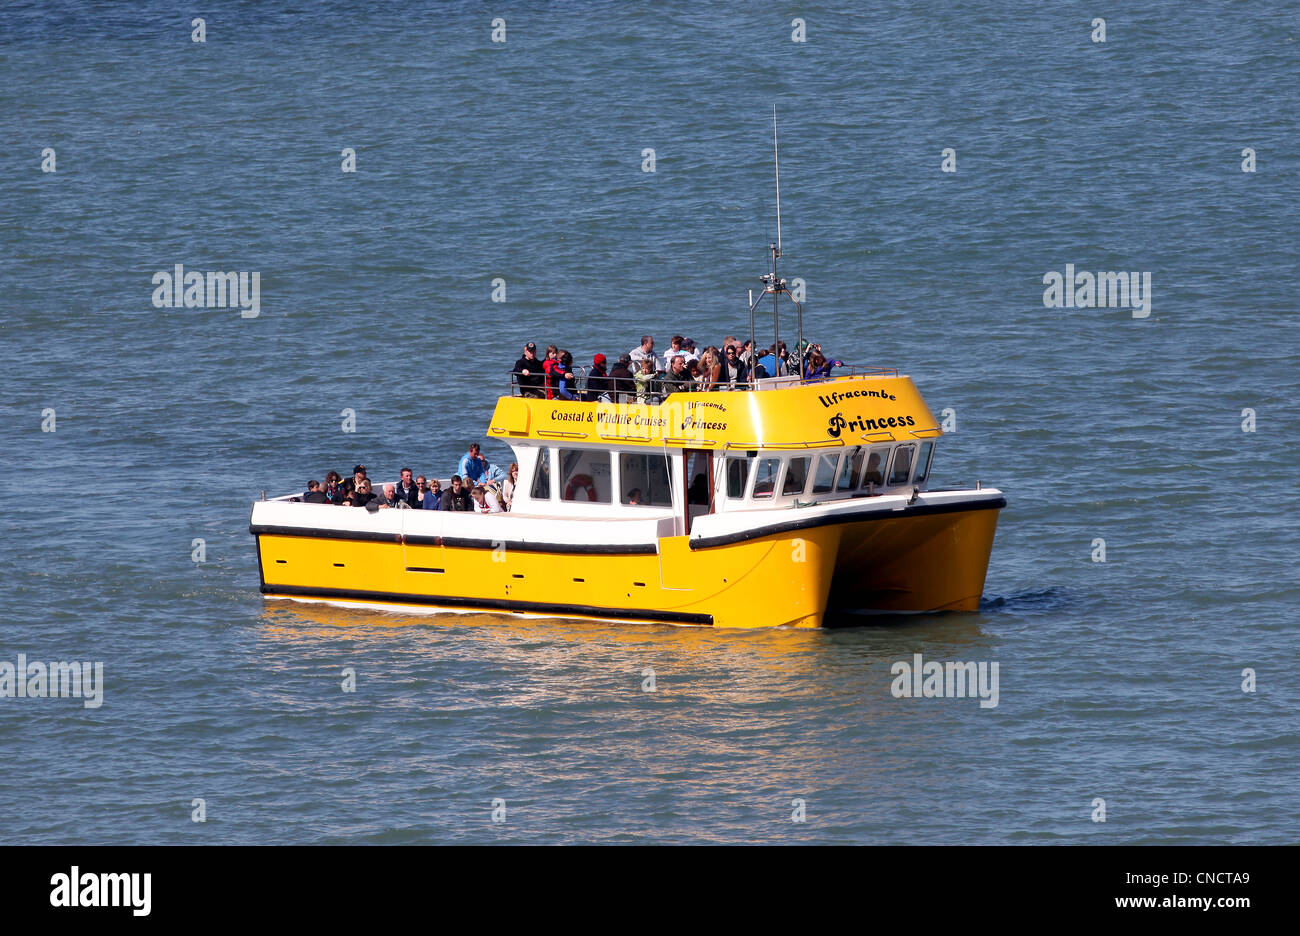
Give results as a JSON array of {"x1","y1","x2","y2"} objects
[
  {"x1": 818, "y1": 388, "x2": 897, "y2": 407},
  {"x1": 827, "y1": 412, "x2": 915, "y2": 438}
]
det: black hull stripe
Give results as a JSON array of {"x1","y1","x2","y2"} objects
[
  {"x1": 249, "y1": 524, "x2": 656, "y2": 555},
  {"x1": 260, "y1": 584, "x2": 713, "y2": 626},
  {"x1": 688, "y1": 497, "x2": 1007, "y2": 550},
  {"x1": 252, "y1": 498, "x2": 1004, "y2": 555}
]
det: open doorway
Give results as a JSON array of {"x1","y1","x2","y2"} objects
[{"x1": 682, "y1": 449, "x2": 714, "y2": 533}]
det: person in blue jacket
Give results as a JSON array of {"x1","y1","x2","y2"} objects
[
  {"x1": 458, "y1": 443, "x2": 491, "y2": 485},
  {"x1": 417, "y1": 475, "x2": 442, "y2": 509}
]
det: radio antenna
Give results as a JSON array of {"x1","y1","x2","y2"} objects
[
  {"x1": 748, "y1": 104, "x2": 804, "y2": 379},
  {"x1": 773, "y1": 104, "x2": 782, "y2": 254}
]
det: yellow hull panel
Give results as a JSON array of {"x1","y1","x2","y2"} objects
[
  {"x1": 256, "y1": 504, "x2": 1000, "y2": 627},
  {"x1": 258, "y1": 530, "x2": 834, "y2": 629},
  {"x1": 829, "y1": 507, "x2": 1001, "y2": 612}
]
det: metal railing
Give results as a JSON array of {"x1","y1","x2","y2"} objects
[{"x1": 507, "y1": 362, "x2": 899, "y2": 401}]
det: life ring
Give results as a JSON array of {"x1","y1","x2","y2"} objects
[{"x1": 565, "y1": 474, "x2": 597, "y2": 501}]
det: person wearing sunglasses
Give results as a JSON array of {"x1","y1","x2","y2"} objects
[
  {"x1": 721, "y1": 343, "x2": 748, "y2": 388},
  {"x1": 348, "y1": 478, "x2": 377, "y2": 508}
]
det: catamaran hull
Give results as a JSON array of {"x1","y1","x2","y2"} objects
[
  {"x1": 252, "y1": 496, "x2": 1002, "y2": 628},
  {"x1": 828, "y1": 503, "x2": 1002, "y2": 613}
]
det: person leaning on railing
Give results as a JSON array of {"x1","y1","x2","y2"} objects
[
  {"x1": 661, "y1": 355, "x2": 694, "y2": 396},
  {"x1": 512, "y1": 342, "x2": 545, "y2": 397},
  {"x1": 802, "y1": 344, "x2": 844, "y2": 382},
  {"x1": 470, "y1": 485, "x2": 503, "y2": 513},
  {"x1": 554, "y1": 350, "x2": 579, "y2": 400},
  {"x1": 541, "y1": 345, "x2": 562, "y2": 399},
  {"x1": 458, "y1": 443, "x2": 492, "y2": 485}
]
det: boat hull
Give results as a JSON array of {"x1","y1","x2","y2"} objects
[
  {"x1": 828, "y1": 504, "x2": 1002, "y2": 613},
  {"x1": 255, "y1": 530, "x2": 836, "y2": 629},
  {"x1": 253, "y1": 496, "x2": 1001, "y2": 628}
]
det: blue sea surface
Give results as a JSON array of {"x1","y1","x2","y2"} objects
[{"x1": 1, "y1": 1, "x2": 1297, "y2": 844}]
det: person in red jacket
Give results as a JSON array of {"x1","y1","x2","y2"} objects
[{"x1": 541, "y1": 345, "x2": 561, "y2": 399}]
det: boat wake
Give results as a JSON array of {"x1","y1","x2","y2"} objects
[{"x1": 979, "y1": 587, "x2": 1067, "y2": 613}]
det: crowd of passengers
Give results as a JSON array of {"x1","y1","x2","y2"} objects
[
  {"x1": 292, "y1": 443, "x2": 521, "y2": 513},
  {"x1": 292, "y1": 337, "x2": 846, "y2": 510},
  {"x1": 510, "y1": 334, "x2": 844, "y2": 401}
]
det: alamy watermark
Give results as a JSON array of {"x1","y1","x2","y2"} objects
[
  {"x1": 0, "y1": 654, "x2": 103, "y2": 708},
  {"x1": 890, "y1": 653, "x2": 999, "y2": 708},
  {"x1": 1043, "y1": 264, "x2": 1151, "y2": 318},
  {"x1": 152, "y1": 264, "x2": 260, "y2": 318},
  {"x1": 50, "y1": 867, "x2": 150, "y2": 916}
]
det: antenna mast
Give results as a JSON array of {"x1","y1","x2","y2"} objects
[
  {"x1": 773, "y1": 104, "x2": 782, "y2": 255},
  {"x1": 747, "y1": 105, "x2": 804, "y2": 380}
]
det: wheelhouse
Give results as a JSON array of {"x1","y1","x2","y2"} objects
[{"x1": 506, "y1": 436, "x2": 939, "y2": 535}]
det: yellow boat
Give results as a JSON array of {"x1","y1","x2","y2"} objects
[
  {"x1": 250, "y1": 362, "x2": 1003, "y2": 628},
  {"x1": 252, "y1": 124, "x2": 1003, "y2": 627}
]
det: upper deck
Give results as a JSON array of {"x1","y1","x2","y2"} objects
[{"x1": 490, "y1": 371, "x2": 942, "y2": 451}]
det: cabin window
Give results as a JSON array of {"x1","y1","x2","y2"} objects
[
  {"x1": 836, "y1": 447, "x2": 864, "y2": 492},
  {"x1": 863, "y1": 448, "x2": 886, "y2": 487},
  {"x1": 914, "y1": 441, "x2": 935, "y2": 484},
  {"x1": 530, "y1": 449, "x2": 552, "y2": 500},
  {"x1": 560, "y1": 449, "x2": 611, "y2": 503},
  {"x1": 619, "y1": 452, "x2": 673, "y2": 507},
  {"x1": 811, "y1": 453, "x2": 839, "y2": 494},
  {"x1": 782, "y1": 457, "x2": 810, "y2": 496},
  {"x1": 751, "y1": 458, "x2": 781, "y2": 499},
  {"x1": 725, "y1": 453, "x2": 754, "y2": 499},
  {"x1": 888, "y1": 445, "x2": 915, "y2": 485}
]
